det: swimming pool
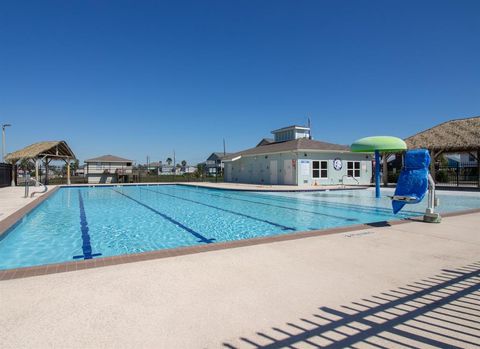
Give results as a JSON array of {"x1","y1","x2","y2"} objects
[{"x1": 1, "y1": 185, "x2": 480, "y2": 270}]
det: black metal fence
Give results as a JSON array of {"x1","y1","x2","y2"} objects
[
  {"x1": 435, "y1": 163, "x2": 479, "y2": 187},
  {"x1": 0, "y1": 163, "x2": 12, "y2": 187},
  {"x1": 47, "y1": 171, "x2": 224, "y2": 185}
]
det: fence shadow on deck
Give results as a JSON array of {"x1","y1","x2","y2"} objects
[{"x1": 223, "y1": 262, "x2": 480, "y2": 349}]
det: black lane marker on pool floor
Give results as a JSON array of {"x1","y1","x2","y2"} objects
[
  {"x1": 140, "y1": 187, "x2": 295, "y2": 231},
  {"x1": 174, "y1": 186, "x2": 358, "y2": 222},
  {"x1": 73, "y1": 190, "x2": 102, "y2": 260},
  {"x1": 111, "y1": 189, "x2": 215, "y2": 244},
  {"x1": 247, "y1": 191, "x2": 422, "y2": 216},
  {"x1": 232, "y1": 191, "x2": 419, "y2": 218}
]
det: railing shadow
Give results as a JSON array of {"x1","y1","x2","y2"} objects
[{"x1": 223, "y1": 262, "x2": 480, "y2": 348}]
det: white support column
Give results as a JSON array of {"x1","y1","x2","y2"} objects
[
  {"x1": 35, "y1": 159, "x2": 39, "y2": 186},
  {"x1": 11, "y1": 163, "x2": 15, "y2": 186},
  {"x1": 477, "y1": 149, "x2": 480, "y2": 188},
  {"x1": 67, "y1": 160, "x2": 71, "y2": 185}
]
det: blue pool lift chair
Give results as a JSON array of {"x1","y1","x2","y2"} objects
[{"x1": 391, "y1": 149, "x2": 441, "y2": 223}]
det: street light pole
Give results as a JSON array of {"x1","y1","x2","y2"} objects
[{"x1": 2, "y1": 123, "x2": 12, "y2": 163}]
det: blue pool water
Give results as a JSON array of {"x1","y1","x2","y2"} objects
[{"x1": 1, "y1": 185, "x2": 480, "y2": 270}]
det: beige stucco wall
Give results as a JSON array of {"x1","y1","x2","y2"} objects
[{"x1": 225, "y1": 151, "x2": 372, "y2": 186}]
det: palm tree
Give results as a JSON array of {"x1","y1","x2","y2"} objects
[
  {"x1": 166, "y1": 157, "x2": 172, "y2": 166},
  {"x1": 181, "y1": 160, "x2": 187, "y2": 167}
]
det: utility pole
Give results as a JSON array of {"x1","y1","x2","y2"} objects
[
  {"x1": 2, "y1": 123, "x2": 12, "y2": 163},
  {"x1": 307, "y1": 116, "x2": 312, "y2": 139}
]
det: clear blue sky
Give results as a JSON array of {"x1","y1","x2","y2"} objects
[{"x1": 1, "y1": 0, "x2": 479, "y2": 165}]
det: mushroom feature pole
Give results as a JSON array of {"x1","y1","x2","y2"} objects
[
  {"x1": 351, "y1": 136, "x2": 407, "y2": 199},
  {"x1": 375, "y1": 150, "x2": 380, "y2": 198}
]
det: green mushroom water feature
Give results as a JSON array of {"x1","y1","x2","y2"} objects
[{"x1": 351, "y1": 136, "x2": 407, "y2": 198}]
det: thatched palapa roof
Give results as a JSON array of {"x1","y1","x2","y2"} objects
[
  {"x1": 5, "y1": 141, "x2": 76, "y2": 163},
  {"x1": 405, "y1": 116, "x2": 480, "y2": 153}
]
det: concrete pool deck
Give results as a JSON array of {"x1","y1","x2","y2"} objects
[{"x1": 1, "y1": 212, "x2": 479, "y2": 348}]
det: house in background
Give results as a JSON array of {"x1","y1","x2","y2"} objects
[
  {"x1": 205, "y1": 152, "x2": 232, "y2": 174},
  {"x1": 85, "y1": 155, "x2": 133, "y2": 183},
  {"x1": 76, "y1": 165, "x2": 86, "y2": 177},
  {"x1": 223, "y1": 125, "x2": 372, "y2": 186},
  {"x1": 446, "y1": 153, "x2": 478, "y2": 167},
  {"x1": 183, "y1": 165, "x2": 196, "y2": 174}
]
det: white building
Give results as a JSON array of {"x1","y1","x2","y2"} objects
[
  {"x1": 84, "y1": 155, "x2": 133, "y2": 184},
  {"x1": 223, "y1": 125, "x2": 372, "y2": 186}
]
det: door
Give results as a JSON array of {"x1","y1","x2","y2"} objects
[
  {"x1": 225, "y1": 163, "x2": 232, "y2": 182},
  {"x1": 283, "y1": 159, "x2": 293, "y2": 185},
  {"x1": 270, "y1": 160, "x2": 278, "y2": 184}
]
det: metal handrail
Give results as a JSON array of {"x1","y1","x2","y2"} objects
[
  {"x1": 341, "y1": 174, "x2": 359, "y2": 188},
  {"x1": 30, "y1": 178, "x2": 48, "y2": 197}
]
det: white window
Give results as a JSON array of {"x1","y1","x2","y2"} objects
[
  {"x1": 312, "y1": 161, "x2": 328, "y2": 178},
  {"x1": 347, "y1": 161, "x2": 361, "y2": 177}
]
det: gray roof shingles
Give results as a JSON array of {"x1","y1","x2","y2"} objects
[
  {"x1": 85, "y1": 154, "x2": 132, "y2": 163},
  {"x1": 223, "y1": 138, "x2": 349, "y2": 160}
]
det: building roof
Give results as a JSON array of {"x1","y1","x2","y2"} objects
[
  {"x1": 207, "y1": 152, "x2": 233, "y2": 161},
  {"x1": 5, "y1": 141, "x2": 76, "y2": 163},
  {"x1": 223, "y1": 138, "x2": 349, "y2": 160},
  {"x1": 256, "y1": 138, "x2": 275, "y2": 147},
  {"x1": 271, "y1": 125, "x2": 310, "y2": 133},
  {"x1": 405, "y1": 116, "x2": 480, "y2": 152},
  {"x1": 85, "y1": 154, "x2": 132, "y2": 163}
]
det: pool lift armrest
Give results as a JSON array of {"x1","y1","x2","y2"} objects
[
  {"x1": 424, "y1": 174, "x2": 441, "y2": 223},
  {"x1": 391, "y1": 195, "x2": 418, "y2": 202}
]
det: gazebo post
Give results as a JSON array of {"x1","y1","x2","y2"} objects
[
  {"x1": 477, "y1": 149, "x2": 480, "y2": 188},
  {"x1": 44, "y1": 158, "x2": 49, "y2": 185},
  {"x1": 11, "y1": 163, "x2": 16, "y2": 186},
  {"x1": 67, "y1": 159, "x2": 71, "y2": 185},
  {"x1": 429, "y1": 150, "x2": 436, "y2": 181},
  {"x1": 35, "y1": 158, "x2": 39, "y2": 186},
  {"x1": 375, "y1": 150, "x2": 380, "y2": 198}
]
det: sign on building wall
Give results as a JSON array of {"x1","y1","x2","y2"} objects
[{"x1": 300, "y1": 160, "x2": 310, "y2": 176}]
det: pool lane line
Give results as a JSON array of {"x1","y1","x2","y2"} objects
[
  {"x1": 212, "y1": 187, "x2": 423, "y2": 215},
  {"x1": 262, "y1": 192, "x2": 423, "y2": 216},
  {"x1": 139, "y1": 187, "x2": 296, "y2": 231},
  {"x1": 237, "y1": 191, "x2": 420, "y2": 218},
  {"x1": 111, "y1": 189, "x2": 215, "y2": 244},
  {"x1": 178, "y1": 185, "x2": 420, "y2": 218},
  {"x1": 170, "y1": 185, "x2": 358, "y2": 222},
  {"x1": 73, "y1": 190, "x2": 102, "y2": 260}
]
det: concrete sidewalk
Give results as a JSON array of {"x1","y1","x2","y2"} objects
[{"x1": 1, "y1": 212, "x2": 479, "y2": 348}]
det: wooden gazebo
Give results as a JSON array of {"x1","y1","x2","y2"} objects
[
  {"x1": 405, "y1": 116, "x2": 480, "y2": 185},
  {"x1": 5, "y1": 141, "x2": 76, "y2": 185}
]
